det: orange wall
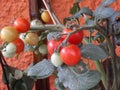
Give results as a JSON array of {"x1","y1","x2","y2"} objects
[
  {"x1": 50, "y1": 0, "x2": 120, "y2": 23},
  {"x1": 0, "y1": 0, "x2": 120, "y2": 90},
  {"x1": 0, "y1": 0, "x2": 30, "y2": 28}
]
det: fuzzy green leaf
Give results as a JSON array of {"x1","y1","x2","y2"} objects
[
  {"x1": 109, "y1": 10, "x2": 120, "y2": 23},
  {"x1": 101, "y1": 0, "x2": 115, "y2": 6},
  {"x1": 2, "y1": 65, "x2": 17, "y2": 84},
  {"x1": 58, "y1": 66, "x2": 101, "y2": 90},
  {"x1": 22, "y1": 75, "x2": 34, "y2": 90},
  {"x1": 27, "y1": 59, "x2": 55, "y2": 79},
  {"x1": 70, "y1": 2, "x2": 80, "y2": 15},
  {"x1": 81, "y1": 44, "x2": 108, "y2": 60},
  {"x1": 55, "y1": 78, "x2": 65, "y2": 90},
  {"x1": 14, "y1": 80, "x2": 27, "y2": 90},
  {"x1": 73, "y1": 7, "x2": 93, "y2": 18},
  {"x1": 94, "y1": 7, "x2": 114, "y2": 19}
]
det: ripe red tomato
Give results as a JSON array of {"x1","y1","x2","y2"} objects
[
  {"x1": 47, "y1": 38, "x2": 64, "y2": 55},
  {"x1": 14, "y1": 17, "x2": 30, "y2": 33},
  {"x1": 60, "y1": 44, "x2": 81, "y2": 66},
  {"x1": 62, "y1": 28, "x2": 84, "y2": 45},
  {"x1": 12, "y1": 38, "x2": 24, "y2": 53}
]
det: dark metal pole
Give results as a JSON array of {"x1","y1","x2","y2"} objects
[{"x1": 29, "y1": 0, "x2": 50, "y2": 90}]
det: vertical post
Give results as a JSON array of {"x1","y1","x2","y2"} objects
[
  {"x1": 29, "y1": 0, "x2": 40, "y2": 20},
  {"x1": 34, "y1": 52, "x2": 50, "y2": 90},
  {"x1": 29, "y1": 0, "x2": 50, "y2": 90}
]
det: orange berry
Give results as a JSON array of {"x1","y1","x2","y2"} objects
[{"x1": 41, "y1": 11, "x2": 52, "y2": 24}]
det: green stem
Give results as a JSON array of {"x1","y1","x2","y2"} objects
[
  {"x1": 94, "y1": 60, "x2": 107, "y2": 89},
  {"x1": 83, "y1": 38, "x2": 107, "y2": 89},
  {"x1": 30, "y1": 24, "x2": 64, "y2": 31},
  {"x1": 106, "y1": 37, "x2": 119, "y2": 90}
]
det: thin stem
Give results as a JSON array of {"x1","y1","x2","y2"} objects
[
  {"x1": 106, "y1": 19, "x2": 111, "y2": 90},
  {"x1": 30, "y1": 24, "x2": 64, "y2": 31},
  {"x1": 0, "y1": 57, "x2": 10, "y2": 90},
  {"x1": 57, "y1": 32, "x2": 72, "y2": 51},
  {"x1": 106, "y1": 58, "x2": 111, "y2": 90},
  {"x1": 105, "y1": 36, "x2": 119, "y2": 90},
  {"x1": 111, "y1": 25, "x2": 119, "y2": 90},
  {"x1": 30, "y1": 24, "x2": 107, "y2": 38},
  {"x1": 72, "y1": 24, "x2": 107, "y2": 37},
  {"x1": 94, "y1": 60, "x2": 107, "y2": 90},
  {"x1": 0, "y1": 52, "x2": 8, "y2": 65},
  {"x1": 47, "y1": 0, "x2": 61, "y2": 24},
  {"x1": 62, "y1": 31, "x2": 74, "y2": 44},
  {"x1": 42, "y1": 0, "x2": 61, "y2": 24},
  {"x1": 80, "y1": 23, "x2": 119, "y2": 90}
]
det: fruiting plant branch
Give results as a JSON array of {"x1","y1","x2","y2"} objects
[
  {"x1": 107, "y1": 25, "x2": 119, "y2": 90},
  {"x1": 30, "y1": 0, "x2": 120, "y2": 90},
  {"x1": 30, "y1": 24, "x2": 64, "y2": 31},
  {"x1": 30, "y1": 20, "x2": 109, "y2": 89},
  {"x1": 1, "y1": 0, "x2": 120, "y2": 90}
]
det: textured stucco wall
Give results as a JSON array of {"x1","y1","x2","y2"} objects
[
  {"x1": 0, "y1": 0, "x2": 30, "y2": 28},
  {"x1": 50, "y1": 0, "x2": 120, "y2": 23},
  {"x1": 0, "y1": 0, "x2": 120, "y2": 90}
]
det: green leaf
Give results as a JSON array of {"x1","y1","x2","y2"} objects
[
  {"x1": 2, "y1": 65, "x2": 17, "y2": 84},
  {"x1": 27, "y1": 59, "x2": 55, "y2": 79},
  {"x1": 55, "y1": 78, "x2": 65, "y2": 90},
  {"x1": 109, "y1": 10, "x2": 120, "y2": 23},
  {"x1": 9, "y1": 73, "x2": 34, "y2": 90},
  {"x1": 69, "y1": 60, "x2": 88, "y2": 74},
  {"x1": 73, "y1": 7, "x2": 93, "y2": 18},
  {"x1": 85, "y1": 19, "x2": 94, "y2": 26},
  {"x1": 9, "y1": 74, "x2": 16, "y2": 90},
  {"x1": 93, "y1": 32, "x2": 105, "y2": 42},
  {"x1": 14, "y1": 80, "x2": 27, "y2": 90},
  {"x1": 22, "y1": 75, "x2": 34, "y2": 90},
  {"x1": 94, "y1": 7, "x2": 114, "y2": 19},
  {"x1": 76, "y1": 70, "x2": 101, "y2": 90},
  {"x1": 70, "y1": 2, "x2": 80, "y2": 15},
  {"x1": 58, "y1": 66, "x2": 101, "y2": 90},
  {"x1": 81, "y1": 44, "x2": 108, "y2": 60},
  {"x1": 101, "y1": 0, "x2": 115, "y2": 6},
  {"x1": 47, "y1": 32, "x2": 61, "y2": 42}
]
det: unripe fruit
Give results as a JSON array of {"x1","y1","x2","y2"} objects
[
  {"x1": 51, "y1": 52, "x2": 63, "y2": 67},
  {"x1": 38, "y1": 44, "x2": 48, "y2": 55},
  {"x1": 2, "y1": 43, "x2": 16, "y2": 58}
]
